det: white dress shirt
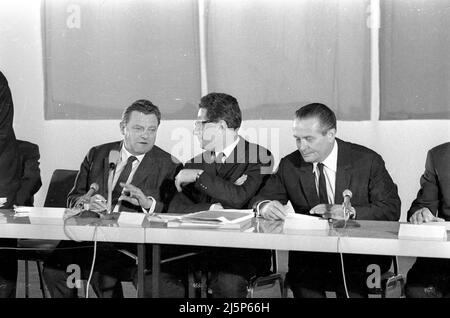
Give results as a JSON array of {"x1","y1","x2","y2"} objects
[
  {"x1": 312, "y1": 140, "x2": 338, "y2": 204},
  {"x1": 112, "y1": 146, "x2": 155, "y2": 213}
]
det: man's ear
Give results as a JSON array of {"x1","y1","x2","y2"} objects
[
  {"x1": 219, "y1": 119, "x2": 228, "y2": 130},
  {"x1": 327, "y1": 128, "x2": 336, "y2": 140},
  {"x1": 119, "y1": 122, "x2": 125, "y2": 135}
]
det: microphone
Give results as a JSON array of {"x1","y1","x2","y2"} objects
[
  {"x1": 74, "y1": 183, "x2": 99, "y2": 209},
  {"x1": 343, "y1": 189, "x2": 352, "y2": 215},
  {"x1": 86, "y1": 182, "x2": 99, "y2": 198},
  {"x1": 109, "y1": 150, "x2": 120, "y2": 170},
  {"x1": 107, "y1": 150, "x2": 119, "y2": 213}
]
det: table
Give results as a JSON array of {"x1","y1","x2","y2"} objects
[
  {"x1": 3, "y1": 208, "x2": 450, "y2": 298},
  {"x1": 144, "y1": 218, "x2": 450, "y2": 297},
  {"x1": 0, "y1": 208, "x2": 148, "y2": 298}
]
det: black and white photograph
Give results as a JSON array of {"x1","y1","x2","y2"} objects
[{"x1": 0, "y1": 0, "x2": 449, "y2": 312}]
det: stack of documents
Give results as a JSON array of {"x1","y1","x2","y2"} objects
[
  {"x1": 283, "y1": 213, "x2": 330, "y2": 231},
  {"x1": 167, "y1": 209, "x2": 254, "y2": 230}
]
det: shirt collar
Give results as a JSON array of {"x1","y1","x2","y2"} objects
[
  {"x1": 120, "y1": 145, "x2": 145, "y2": 164},
  {"x1": 216, "y1": 136, "x2": 240, "y2": 161},
  {"x1": 313, "y1": 140, "x2": 338, "y2": 173}
]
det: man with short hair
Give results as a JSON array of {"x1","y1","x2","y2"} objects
[
  {"x1": 251, "y1": 103, "x2": 401, "y2": 298},
  {"x1": 43, "y1": 100, "x2": 183, "y2": 298},
  {"x1": 405, "y1": 142, "x2": 450, "y2": 297},
  {"x1": 169, "y1": 92, "x2": 274, "y2": 298}
]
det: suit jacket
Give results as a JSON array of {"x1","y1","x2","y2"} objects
[
  {"x1": 16, "y1": 140, "x2": 42, "y2": 206},
  {"x1": 68, "y1": 141, "x2": 181, "y2": 213},
  {"x1": 251, "y1": 138, "x2": 401, "y2": 273},
  {"x1": 169, "y1": 137, "x2": 274, "y2": 214},
  {"x1": 0, "y1": 71, "x2": 20, "y2": 208},
  {"x1": 168, "y1": 137, "x2": 274, "y2": 276},
  {"x1": 251, "y1": 138, "x2": 401, "y2": 221},
  {"x1": 407, "y1": 142, "x2": 450, "y2": 221}
]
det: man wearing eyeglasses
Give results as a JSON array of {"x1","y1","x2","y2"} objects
[{"x1": 169, "y1": 92, "x2": 274, "y2": 298}]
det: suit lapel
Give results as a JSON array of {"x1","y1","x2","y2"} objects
[
  {"x1": 131, "y1": 146, "x2": 158, "y2": 188},
  {"x1": 334, "y1": 139, "x2": 352, "y2": 204},
  {"x1": 103, "y1": 142, "x2": 122, "y2": 195},
  {"x1": 297, "y1": 152, "x2": 320, "y2": 207},
  {"x1": 218, "y1": 137, "x2": 246, "y2": 178}
]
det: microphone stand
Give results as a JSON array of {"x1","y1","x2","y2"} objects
[{"x1": 107, "y1": 163, "x2": 116, "y2": 214}]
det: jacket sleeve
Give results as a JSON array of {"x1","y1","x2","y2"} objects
[
  {"x1": 194, "y1": 160, "x2": 272, "y2": 209},
  {"x1": 151, "y1": 161, "x2": 183, "y2": 214},
  {"x1": 353, "y1": 154, "x2": 401, "y2": 221},
  {"x1": 407, "y1": 150, "x2": 440, "y2": 221},
  {"x1": 16, "y1": 142, "x2": 42, "y2": 206},
  {"x1": 249, "y1": 158, "x2": 290, "y2": 209},
  {"x1": 67, "y1": 148, "x2": 93, "y2": 208}
]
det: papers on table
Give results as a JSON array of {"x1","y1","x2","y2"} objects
[
  {"x1": 283, "y1": 213, "x2": 330, "y2": 231},
  {"x1": 13, "y1": 206, "x2": 66, "y2": 224},
  {"x1": 167, "y1": 209, "x2": 254, "y2": 230},
  {"x1": 398, "y1": 223, "x2": 448, "y2": 241},
  {"x1": 14, "y1": 206, "x2": 66, "y2": 218}
]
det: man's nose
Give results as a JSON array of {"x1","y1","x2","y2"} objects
[{"x1": 298, "y1": 139, "x2": 307, "y2": 151}]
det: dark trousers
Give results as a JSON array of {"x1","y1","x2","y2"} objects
[
  {"x1": 43, "y1": 241, "x2": 186, "y2": 298},
  {"x1": 405, "y1": 258, "x2": 450, "y2": 298},
  {"x1": 193, "y1": 247, "x2": 271, "y2": 298},
  {"x1": 287, "y1": 251, "x2": 392, "y2": 298},
  {"x1": 0, "y1": 239, "x2": 17, "y2": 298}
]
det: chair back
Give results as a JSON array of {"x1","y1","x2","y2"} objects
[{"x1": 43, "y1": 169, "x2": 78, "y2": 207}]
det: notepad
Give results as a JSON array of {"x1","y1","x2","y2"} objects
[
  {"x1": 167, "y1": 209, "x2": 254, "y2": 229},
  {"x1": 398, "y1": 223, "x2": 447, "y2": 241},
  {"x1": 283, "y1": 213, "x2": 330, "y2": 230}
]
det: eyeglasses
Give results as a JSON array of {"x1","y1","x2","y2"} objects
[{"x1": 193, "y1": 120, "x2": 215, "y2": 130}]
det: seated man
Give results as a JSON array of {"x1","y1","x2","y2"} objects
[
  {"x1": 0, "y1": 71, "x2": 21, "y2": 298},
  {"x1": 43, "y1": 100, "x2": 183, "y2": 298},
  {"x1": 405, "y1": 142, "x2": 450, "y2": 298},
  {"x1": 251, "y1": 103, "x2": 401, "y2": 298},
  {"x1": 169, "y1": 92, "x2": 274, "y2": 298},
  {"x1": 16, "y1": 139, "x2": 42, "y2": 206}
]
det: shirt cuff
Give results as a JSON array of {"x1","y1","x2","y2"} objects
[
  {"x1": 141, "y1": 196, "x2": 156, "y2": 214},
  {"x1": 255, "y1": 200, "x2": 271, "y2": 217}
]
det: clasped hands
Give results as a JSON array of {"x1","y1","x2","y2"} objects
[
  {"x1": 84, "y1": 183, "x2": 152, "y2": 212},
  {"x1": 259, "y1": 201, "x2": 355, "y2": 221},
  {"x1": 409, "y1": 207, "x2": 444, "y2": 224}
]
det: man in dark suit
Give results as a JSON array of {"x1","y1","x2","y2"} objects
[
  {"x1": 43, "y1": 100, "x2": 183, "y2": 298},
  {"x1": 251, "y1": 103, "x2": 401, "y2": 298},
  {"x1": 405, "y1": 142, "x2": 450, "y2": 297},
  {"x1": 169, "y1": 92, "x2": 273, "y2": 297},
  {"x1": 0, "y1": 71, "x2": 21, "y2": 298},
  {"x1": 16, "y1": 140, "x2": 42, "y2": 206}
]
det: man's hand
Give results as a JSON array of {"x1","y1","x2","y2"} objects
[
  {"x1": 174, "y1": 169, "x2": 204, "y2": 192},
  {"x1": 409, "y1": 207, "x2": 444, "y2": 224},
  {"x1": 257, "y1": 218, "x2": 284, "y2": 233},
  {"x1": 234, "y1": 174, "x2": 247, "y2": 186},
  {"x1": 88, "y1": 194, "x2": 107, "y2": 212},
  {"x1": 310, "y1": 204, "x2": 353, "y2": 220},
  {"x1": 210, "y1": 203, "x2": 224, "y2": 210},
  {"x1": 119, "y1": 183, "x2": 153, "y2": 210},
  {"x1": 260, "y1": 200, "x2": 288, "y2": 220}
]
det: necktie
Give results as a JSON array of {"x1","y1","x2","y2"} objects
[
  {"x1": 111, "y1": 156, "x2": 137, "y2": 210},
  {"x1": 317, "y1": 162, "x2": 329, "y2": 204},
  {"x1": 215, "y1": 152, "x2": 225, "y2": 174}
]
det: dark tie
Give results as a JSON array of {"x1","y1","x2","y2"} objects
[
  {"x1": 317, "y1": 162, "x2": 329, "y2": 204},
  {"x1": 214, "y1": 152, "x2": 225, "y2": 174},
  {"x1": 111, "y1": 156, "x2": 137, "y2": 210}
]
